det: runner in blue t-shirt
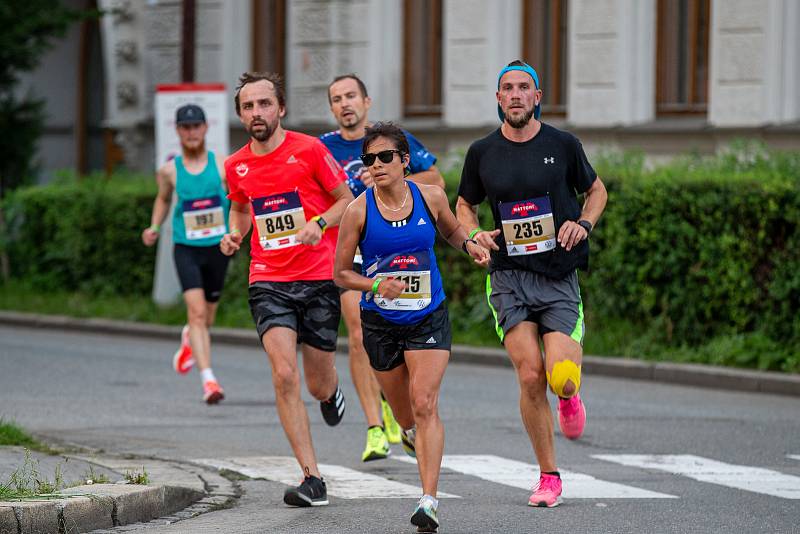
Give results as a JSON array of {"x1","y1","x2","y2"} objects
[{"x1": 322, "y1": 74, "x2": 445, "y2": 464}]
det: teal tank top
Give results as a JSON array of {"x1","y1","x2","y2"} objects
[{"x1": 172, "y1": 151, "x2": 229, "y2": 246}]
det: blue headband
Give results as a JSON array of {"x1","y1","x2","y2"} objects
[{"x1": 497, "y1": 63, "x2": 541, "y2": 122}]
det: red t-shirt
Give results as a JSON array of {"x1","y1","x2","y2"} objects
[{"x1": 225, "y1": 131, "x2": 347, "y2": 283}]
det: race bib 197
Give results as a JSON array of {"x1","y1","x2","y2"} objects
[
  {"x1": 366, "y1": 251, "x2": 432, "y2": 311},
  {"x1": 182, "y1": 195, "x2": 226, "y2": 240},
  {"x1": 251, "y1": 191, "x2": 306, "y2": 250},
  {"x1": 499, "y1": 196, "x2": 556, "y2": 256}
]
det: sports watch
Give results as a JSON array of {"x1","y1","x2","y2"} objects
[{"x1": 577, "y1": 219, "x2": 593, "y2": 235}]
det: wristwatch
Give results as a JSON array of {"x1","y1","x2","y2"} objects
[
  {"x1": 312, "y1": 215, "x2": 327, "y2": 233},
  {"x1": 577, "y1": 219, "x2": 593, "y2": 234}
]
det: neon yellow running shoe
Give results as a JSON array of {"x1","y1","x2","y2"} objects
[
  {"x1": 381, "y1": 395, "x2": 402, "y2": 444},
  {"x1": 361, "y1": 426, "x2": 390, "y2": 462}
]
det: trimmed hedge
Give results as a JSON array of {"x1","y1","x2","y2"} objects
[{"x1": 2, "y1": 143, "x2": 799, "y2": 371}]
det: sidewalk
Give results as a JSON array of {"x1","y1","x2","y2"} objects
[
  {"x1": 1, "y1": 310, "x2": 798, "y2": 397},
  {"x1": 0, "y1": 446, "x2": 237, "y2": 534}
]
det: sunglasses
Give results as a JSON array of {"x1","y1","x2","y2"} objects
[{"x1": 360, "y1": 149, "x2": 403, "y2": 166}]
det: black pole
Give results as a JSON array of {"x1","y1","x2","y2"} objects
[{"x1": 181, "y1": 0, "x2": 196, "y2": 82}]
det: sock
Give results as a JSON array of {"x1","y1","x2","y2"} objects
[
  {"x1": 368, "y1": 425, "x2": 384, "y2": 431},
  {"x1": 201, "y1": 368, "x2": 216, "y2": 383},
  {"x1": 543, "y1": 471, "x2": 561, "y2": 478}
]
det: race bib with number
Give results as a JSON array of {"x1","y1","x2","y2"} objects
[
  {"x1": 499, "y1": 196, "x2": 556, "y2": 256},
  {"x1": 252, "y1": 191, "x2": 307, "y2": 250},
  {"x1": 182, "y1": 195, "x2": 226, "y2": 240},
  {"x1": 365, "y1": 251, "x2": 432, "y2": 311}
]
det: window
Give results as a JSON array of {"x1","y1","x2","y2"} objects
[
  {"x1": 403, "y1": 0, "x2": 442, "y2": 116},
  {"x1": 656, "y1": 0, "x2": 710, "y2": 113},
  {"x1": 252, "y1": 0, "x2": 286, "y2": 74},
  {"x1": 522, "y1": 0, "x2": 569, "y2": 114}
]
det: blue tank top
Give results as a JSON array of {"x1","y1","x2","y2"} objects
[
  {"x1": 359, "y1": 181, "x2": 445, "y2": 324},
  {"x1": 172, "y1": 152, "x2": 229, "y2": 247}
]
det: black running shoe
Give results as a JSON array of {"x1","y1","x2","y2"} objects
[
  {"x1": 320, "y1": 385, "x2": 345, "y2": 426},
  {"x1": 283, "y1": 474, "x2": 329, "y2": 507}
]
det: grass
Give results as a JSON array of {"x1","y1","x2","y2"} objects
[
  {"x1": 0, "y1": 419, "x2": 58, "y2": 455},
  {"x1": 0, "y1": 449, "x2": 64, "y2": 500},
  {"x1": 123, "y1": 467, "x2": 149, "y2": 485}
]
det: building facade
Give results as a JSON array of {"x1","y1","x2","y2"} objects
[{"x1": 23, "y1": 0, "x2": 800, "y2": 178}]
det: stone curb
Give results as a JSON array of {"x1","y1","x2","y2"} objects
[
  {"x1": 1, "y1": 310, "x2": 798, "y2": 397},
  {"x1": 0, "y1": 453, "x2": 237, "y2": 534}
]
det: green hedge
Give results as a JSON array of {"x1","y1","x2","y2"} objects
[{"x1": 2, "y1": 143, "x2": 799, "y2": 372}]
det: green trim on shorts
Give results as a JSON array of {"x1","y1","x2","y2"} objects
[
  {"x1": 486, "y1": 273, "x2": 505, "y2": 342},
  {"x1": 570, "y1": 272, "x2": 585, "y2": 345}
]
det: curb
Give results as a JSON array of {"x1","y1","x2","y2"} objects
[
  {"x1": 0, "y1": 452, "x2": 238, "y2": 534},
  {"x1": 1, "y1": 310, "x2": 798, "y2": 397}
]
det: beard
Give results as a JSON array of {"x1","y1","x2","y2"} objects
[
  {"x1": 248, "y1": 118, "x2": 277, "y2": 142},
  {"x1": 505, "y1": 107, "x2": 535, "y2": 129}
]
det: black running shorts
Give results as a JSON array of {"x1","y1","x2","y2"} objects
[
  {"x1": 248, "y1": 280, "x2": 341, "y2": 352},
  {"x1": 360, "y1": 302, "x2": 452, "y2": 372},
  {"x1": 173, "y1": 244, "x2": 230, "y2": 302}
]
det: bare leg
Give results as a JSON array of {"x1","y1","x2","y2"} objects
[
  {"x1": 183, "y1": 289, "x2": 211, "y2": 371},
  {"x1": 542, "y1": 331, "x2": 583, "y2": 398},
  {"x1": 373, "y1": 364, "x2": 414, "y2": 430},
  {"x1": 504, "y1": 321, "x2": 556, "y2": 472},
  {"x1": 340, "y1": 290, "x2": 382, "y2": 426}
]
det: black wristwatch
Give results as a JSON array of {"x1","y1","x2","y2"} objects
[
  {"x1": 462, "y1": 238, "x2": 478, "y2": 254},
  {"x1": 578, "y1": 219, "x2": 593, "y2": 235},
  {"x1": 313, "y1": 215, "x2": 327, "y2": 232}
]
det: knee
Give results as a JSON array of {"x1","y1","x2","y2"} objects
[
  {"x1": 187, "y1": 306, "x2": 207, "y2": 326},
  {"x1": 272, "y1": 365, "x2": 300, "y2": 396},
  {"x1": 517, "y1": 366, "x2": 547, "y2": 397},
  {"x1": 547, "y1": 360, "x2": 581, "y2": 398},
  {"x1": 410, "y1": 389, "x2": 437, "y2": 421}
]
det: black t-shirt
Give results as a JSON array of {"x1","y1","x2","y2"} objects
[{"x1": 458, "y1": 123, "x2": 597, "y2": 279}]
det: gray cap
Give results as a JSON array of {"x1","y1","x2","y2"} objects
[{"x1": 175, "y1": 104, "x2": 206, "y2": 125}]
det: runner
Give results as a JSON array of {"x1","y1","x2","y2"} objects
[
  {"x1": 322, "y1": 73, "x2": 445, "y2": 462},
  {"x1": 334, "y1": 122, "x2": 489, "y2": 531},
  {"x1": 142, "y1": 103, "x2": 230, "y2": 404},
  {"x1": 219, "y1": 72, "x2": 354, "y2": 507},
  {"x1": 456, "y1": 60, "x2": 608, "y2": 507}
]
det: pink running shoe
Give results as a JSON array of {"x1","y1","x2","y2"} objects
[
  {"x1": 528, "y1": 473, "x2": 562, "y2": 507},
  {"x1": 172, "y1": 325, "x2": 195, "y2": 375},
  {"x1": 558, "y1": 393, "x2": 586, "y2": 440},
  {"x1": 203, "y1": 380, "x2": 225, "y2": 404}
]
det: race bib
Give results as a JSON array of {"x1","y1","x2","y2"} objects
[
  {"x1": 499, "y1": 196, "x2": 556, "y2": 256},
  {"x1": 182, "y1": 195, "x2": 226, "y2": 240},
  {"x1": 251, "y1": 191, "x2": 307, "y2": 250},
  {"x1": 366, "y1": 251, "x2": 432, "y2": 311}
]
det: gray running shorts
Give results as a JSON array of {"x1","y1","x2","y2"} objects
[
  {"x1": 248, "y1": 280, "x2": 341, "y2": 352},
  {"x1": 486, "y1": 269, "x2": 584, "y2": 345}
]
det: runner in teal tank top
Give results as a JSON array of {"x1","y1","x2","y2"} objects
[{"x1": 142, "y1": 104, "x2": 231, "y2": 405}]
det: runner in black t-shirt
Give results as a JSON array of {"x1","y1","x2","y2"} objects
[{"x1": 456, "y1": 60, "x2": 608, "y2": 509}]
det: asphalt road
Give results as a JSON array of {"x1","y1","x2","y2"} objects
[{"x1": 1, "y1": 325, "x2": 799, "y2": 533}]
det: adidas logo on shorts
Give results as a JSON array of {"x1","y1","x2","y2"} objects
[{"x1": 425, "y1": 337, "x2": 436, "y2": 344}]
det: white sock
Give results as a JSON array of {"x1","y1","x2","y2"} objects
[{"x1": 201, "y1": 368, "x2": 216, "y2": 383}]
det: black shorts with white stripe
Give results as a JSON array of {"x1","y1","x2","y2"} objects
[{"x1": 360, "y1": 302, "x2": 452, "y2": 372}]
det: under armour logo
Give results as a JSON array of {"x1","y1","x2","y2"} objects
[{"x1": 544, "y1": 157, "x2": 555, "y2": 164}]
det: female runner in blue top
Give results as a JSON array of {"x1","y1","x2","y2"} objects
[{"x1": 334, "y1": 122, "x2": 489, "y2": 532}]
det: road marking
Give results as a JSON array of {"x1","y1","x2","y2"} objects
[
  {"x1": 593, "y1": 454, "x2": 800, "y2": 499},
  {"x1": 788, "y1": 455, "x2": 800, "y2": 462},
  {"x1": 393, "y1": 454, "x2": 675, "y2": 499},
  {"x1": 194, "y1": 456, "x2": 459, "y2": 499}
]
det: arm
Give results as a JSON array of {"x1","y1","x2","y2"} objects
[
  {"x1": 219, "y1": 200, "x2": 252, "y2": 256},
  {"x1": 557, "y1": 176, "x2": 608, "y2": 252},
  {"x1": 141, "y1": 163, "x2": 174, "y2": 246},
  {"x1": 455, "y1": 195, "x2": 501, "y2": 251},
  {"x1": 296, "y1": 182, "x2": 354, "y2": 246},
  {"x1": 408, "y1": 164, "x2": 445, "y2": 189},
  {"x1": 422, "y1": 186, "x2": 490, "y2": 267},
  {"x1": 333, "y1": 198, "x2": 405, "y2": 298}
]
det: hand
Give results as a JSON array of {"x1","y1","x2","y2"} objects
[
  {"x1": 220, "y1": 231, "x2": 243, "y2": 256},
  {"x1": 377, "y1": 277, "x2": 406, "y2": 300},
  {"x1": 358, "y1": 168, "x2": 374, "y2": 188},
  {"x1": 141, "y1": 228, "x2": 159, "y2": 247},
  {"x1": 557, "y1": 220, "x2": 589, "y2": 251},
  {"x1": 296, "y1": 221, "x2": 323, "y2": 246},
  {"x1": 475, "y1": 229, "x2": 501, "y2": 251},
  {"x1": 466, "y1": 240, "x2": 491, "y2": 267}
]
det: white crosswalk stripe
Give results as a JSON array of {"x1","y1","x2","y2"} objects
[
  {"x1": 788, "y1": 455, "x2": 800, "y2": 462},
  {"x1": 593, "y1": 454, "x2": 800, "y2": 499},
  {"x1": 194, "y1": 456, "x2": 460, "y2": 499},
  {"x1": 393, "y1": 454, "x2": 675, "y2": 499}
]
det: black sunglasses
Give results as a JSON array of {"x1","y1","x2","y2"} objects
[{"x1": 360, "y1": 149, "x2": 403, "y2": 166}]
